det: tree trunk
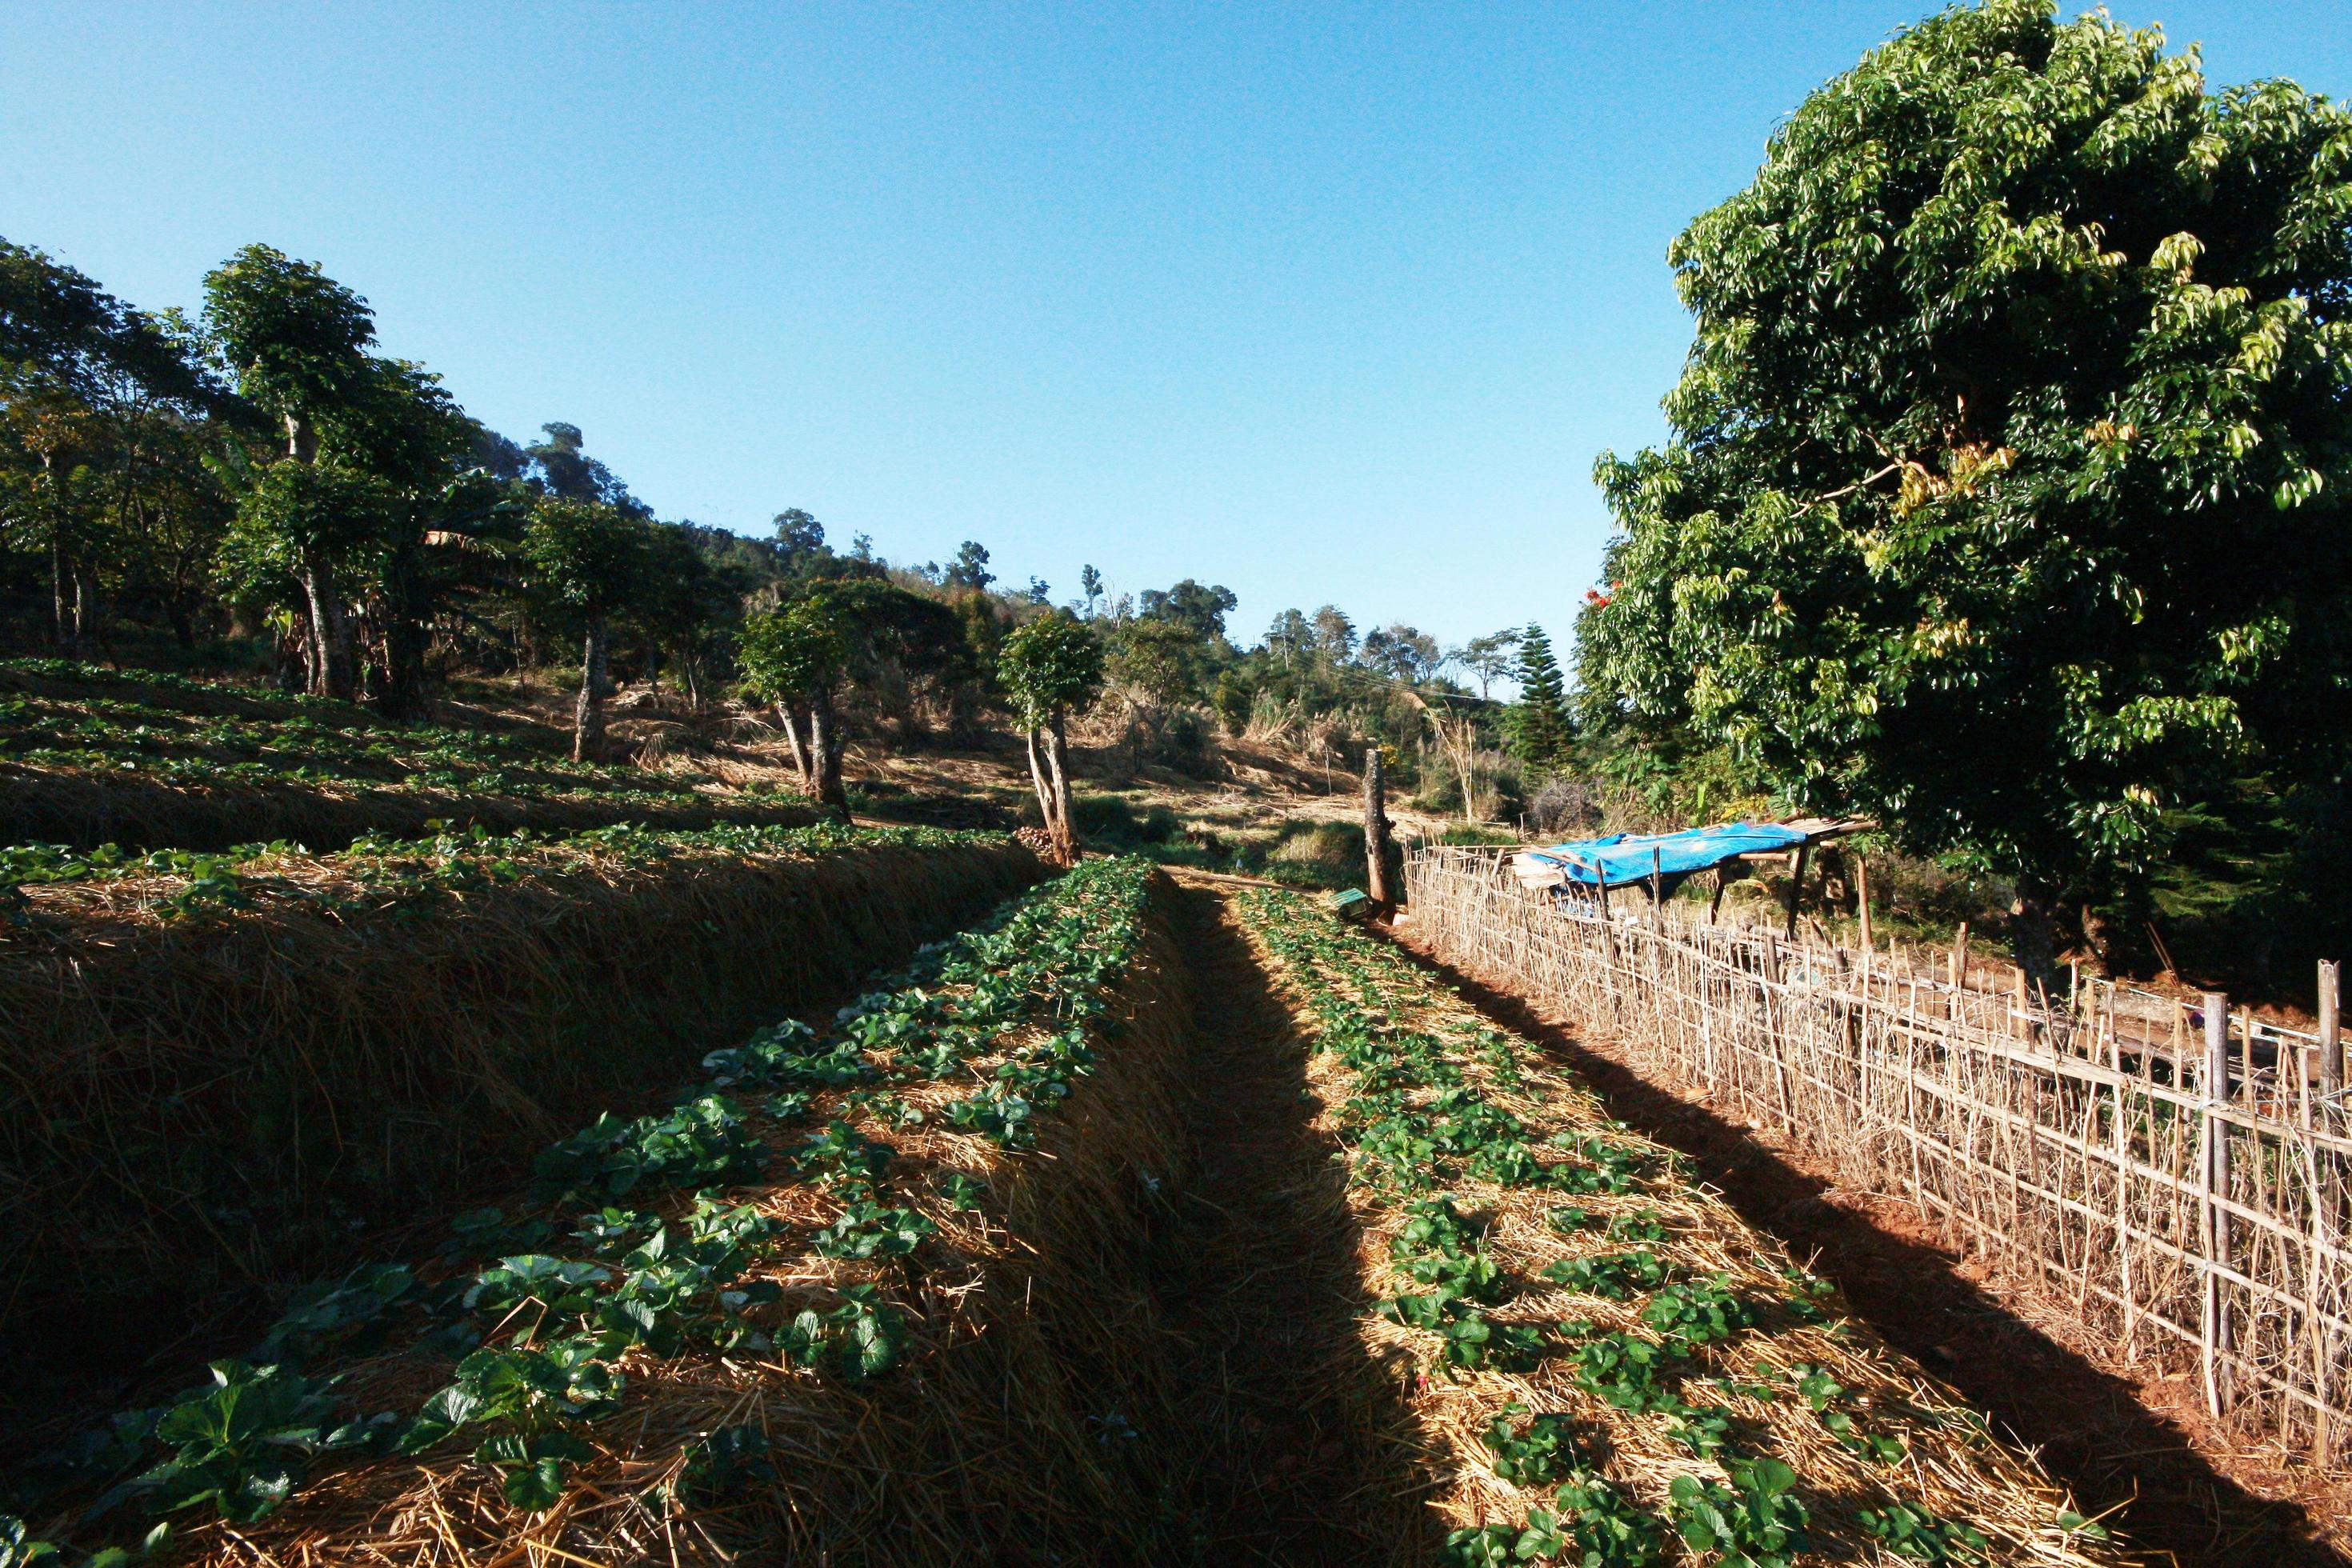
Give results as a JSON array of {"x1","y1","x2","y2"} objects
[
  {"x1": 378, "y1": 597, "x2": 426, "y2": 722},
  {"x1": 2010, "y1": 885, "x2": 2060, "y2": 994},
  {"x1": 1024, "y1": 726, "x2": 1058, "y2": 848},
  {"x1": 49, "y1": 524, "x2": 74, "y2": 656},
  {"x1": 1044, "y1": 710, "x2": 1078, "y2": 863},
  {"x1": 1364, "y1": 744, "x2": 1394, "y2": 904},
  {"x1": 809, "y1": 686, "x2": 851, "y2": 821},
  {"x1": 299, "y1": 554, "x2": 355, "y2": 700},
  {"x1": 574, "y1": 614, "x2": 610, "y2": 762},
  {"x1": 776, "y1": 702, "x2": 811, "y2": 782}
]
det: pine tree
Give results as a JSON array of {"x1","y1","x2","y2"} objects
[{"x1": 1510, "y1": 623, "x2": 1573, "y2": 774}]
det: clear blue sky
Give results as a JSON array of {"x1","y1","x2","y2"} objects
[{"x1": 6, "y1": 3, "x2": 2346, "y2": 655}]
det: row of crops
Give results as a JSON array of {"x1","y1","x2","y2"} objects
[
  {"x1": 1234, "y1": 888, "x2": 2126, "y2": 1567},
  {"x1": 2, "y1": 857, "x2": 1161, "y2": 1565},
  {"x1": 0, "y1": 660, "x2": 714, "y2": 805},
  {"x1": 1, "y1": 816, "x2": 958, "y2": 910}
]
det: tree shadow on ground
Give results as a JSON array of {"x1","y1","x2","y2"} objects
[
  {"x1": 1391, "y1": 934, "x2": 2344, "y2": 1568},
  {"x1": 1142, "y1": 880, "x2": 1442, "y2": 1566}
]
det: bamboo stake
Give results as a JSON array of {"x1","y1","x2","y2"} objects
[
  {"x1": 2205, "y1": 992, "x2": 2234, "y2": 1416},
  {"x1": 2322, "y1": 961, "x2": 2342, "y2": 1106}
]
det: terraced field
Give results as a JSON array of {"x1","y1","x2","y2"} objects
[
  {"x1": 0, "y1": 839, "x2": 2167, "y2": 1566},
  {"x1": 0, "y1": 660, "x2": 818, "y2": 850}
]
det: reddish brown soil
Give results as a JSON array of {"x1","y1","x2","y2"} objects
[{"x1": 1390, "y1": 924, "x2": 2352, "y2": 1568}]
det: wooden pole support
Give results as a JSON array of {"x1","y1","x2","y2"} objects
[
  {"x1": 2322, "y1": 961, "x2": 2342, "y2": 1102},
  {"x1": 2203, "y1": 990, "x2": 2234, "y2": 1414},
  {"x1": 1363, "y1": 746, "x2": 1394, "y2": 906},
  {"x1": 1854, "y1": 853, "x2": 1873, "y2": 953},
  {"x1": 1784, "y1": 839, "x2": 1811, "y2": 939}
]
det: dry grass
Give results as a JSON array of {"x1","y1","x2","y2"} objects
[
  {"x1": 0, "y1": 834, "x2": 1043, "y2": 1430},
  {"x1": 1237, "y1": 889, "x2": 2137, "y2": 1566}
]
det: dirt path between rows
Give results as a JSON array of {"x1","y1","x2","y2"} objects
[
  {"x1": 1146, "y1": 878, "x2": 1436, "y2": 1564},
  {"x1": 1386, "y1": 923, "x2": 2349, "y2": 1568}
]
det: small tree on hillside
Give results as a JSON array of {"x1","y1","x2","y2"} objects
[
  {"x1": 738, "y1": 593, "x2": 854, "y2": 818},
  {"x1": 522, "y1": 498, "x2": 649, "y2": 760},
  {"x1": 1510, "y1": 624, "x2": 1573, "y2": 774},
  {"x1": 998, "y1": 614, "x2": 1105, "y2": 863}
]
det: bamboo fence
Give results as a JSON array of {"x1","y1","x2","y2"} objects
[{"x1": 1405, "y1": 843, "x2": 2352, "y2": 1464}]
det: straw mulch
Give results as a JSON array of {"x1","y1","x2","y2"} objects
[
  {"x1": 1235, "y1": 889, "x2": 2139, "y2": 1567},
  {"x1": 0, "y1": 759, "x2": 826, "y2": 854},
  {"x1": 98, "y1": 882, "x2": 1202, "y2": 1568},
  {"x1": 0, "y1": 833, "x2": 1042, "y2": 1435}
]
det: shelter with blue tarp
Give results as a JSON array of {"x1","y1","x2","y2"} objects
[
  {"x1": 1518, "y1": 823, "x2": 1809, "y2": 890},
  {"x1": 1511, "y1": 815, "x2": 1870, "y2": 930}
]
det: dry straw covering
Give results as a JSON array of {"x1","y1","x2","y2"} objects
[
  {"x1": 1237, "y1": 886, "x2": 2131, "y2": 1566},
  {"x1": 0, "y1": 823, "x2": 1042, "y2": 1428}
]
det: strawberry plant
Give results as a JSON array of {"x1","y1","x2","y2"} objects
[
  {"x1": 102, "y1": 1363, "x2": 390, "y2": 1525},
  {"x1": 782, "y1": 1285, "x2": 906, "y2": 1380},
  {"x1": 1542, "y1": 1250, "x2": 1673, "y2": 1302},
  {"x1": 1855, "y1": 1500, "x2": 1992, "y2": 1563},
  {"x1": 1481, "y1": 1406, "x2": 1579, "y2": 1486},
  {"x1": 1666, "y1": 1457, "x2": 1807, "y2": 1568},
  {"x1": 1640, "y1": 1277, "x2": 1755, "y2": 1348},
  {"x1": 531, "y1": 1096, "x2": 769, "y2": 1202}
]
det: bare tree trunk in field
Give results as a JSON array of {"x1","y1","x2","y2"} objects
[
  {"x1": 1024, "y1": 726, "x2": 1056, "y2": 848},
  {"x1": 1364, "y1": 744, "x2": 1394, "y2": 905},
  {"x1": 574, "y1": 614, "x2": 610, "y2": 762},
  {"x1": 808, "y1": 686, "x2": 850, "y2": 821},
  {"x1": 775, "y1": 702, "x2": 811, "y2": 782},
  {"x1": 1043, "y1": 710, "x2": 1078, "y2": 864}
]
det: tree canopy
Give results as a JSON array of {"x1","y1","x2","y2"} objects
[{"x1": 1576, "y1": 0, "x2": 2352, "y2": 936}]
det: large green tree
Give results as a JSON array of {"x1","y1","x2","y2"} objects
[
  {"x1": 204, "y1": 245, "x2": 467, "y2": 706},
  {"x1": 0, "y1": 239, "x2": 230, "y2": 654},
  {"x1": 1578, "y1": 0, "x2": 2352, "y2": 972}
]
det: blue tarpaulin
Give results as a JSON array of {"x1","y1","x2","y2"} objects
[{"x1": 1522, "y1": 822, "x2": 1810, "y2": 888}]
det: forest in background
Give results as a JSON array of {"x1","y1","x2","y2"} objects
[{"x1": 14, "y1": 0, "x2": 2352, "y2": 1011}]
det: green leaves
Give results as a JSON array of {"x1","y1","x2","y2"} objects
[
  {"x1": 1481, "y1": 1406, "x2": 1579, "y2": 1487},
  {"x1": 812, "y1": 1201, "x2": 936, "y2": 1261},
  {"x1": 997, "y1": 614, "x2": 1107, "y2": 724},
  {"x1": 473, "y1": 1431, "x2": 594, "y2": 1513},
  {"x1": 1856, "y1": 1499, "x2": 1992, "y2": 1562},
  {"x1": 118, "y1": 1362, "x2": 386, "y2": 1525},
  {"x1": 532, "y1": 1096, "x2": 768, "y2": 1202},
  {"x1": 782, "y1": 1286, "x2": 906, "y2": 1381},
  {"x1": 1582, "y1": 0, "x2": 2352, "y2": 905},
  {"x1": 1666, "y1": 1457, "x2": 1807, "y2": 1568}
]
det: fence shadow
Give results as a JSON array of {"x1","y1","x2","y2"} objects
[{"x1": 1390, "y1": 930, "x2": 2345, "y2": 1568}]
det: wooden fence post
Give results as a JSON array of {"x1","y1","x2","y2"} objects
[
  {"x1": 1784, "y1": 839, "x2": 1811, "y2": 938},
  {"x1": 1948, "y1": 922, "x2": 1970, "y2": 1022},
  {"x1": 2203, "y1": 991, "x2": 2234, "y2": 1415},
  {"x1": 1854, "y1": 853, "x2": 1873, "y2": 955},
  {"x1": 2322, "y1": 961, "x2": 2342, "y2": 1105},
  {"x1": 1363, "y1": 746, "x2": 1394, "y2": 906}
]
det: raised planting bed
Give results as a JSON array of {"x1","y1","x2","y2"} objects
[
  {"x1": 2, "y1": 857, "x2": 1202, "y2": 1567},
  {"x1": 0, "y1": 822, "x2": 1043, "y2": 1414},
  {"x1": 1235, "y1": 886, "x2": 2131, "y2": 1567},
  {"x1": 0, "y1": 660, "x2": 815, "y2": 851}
]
